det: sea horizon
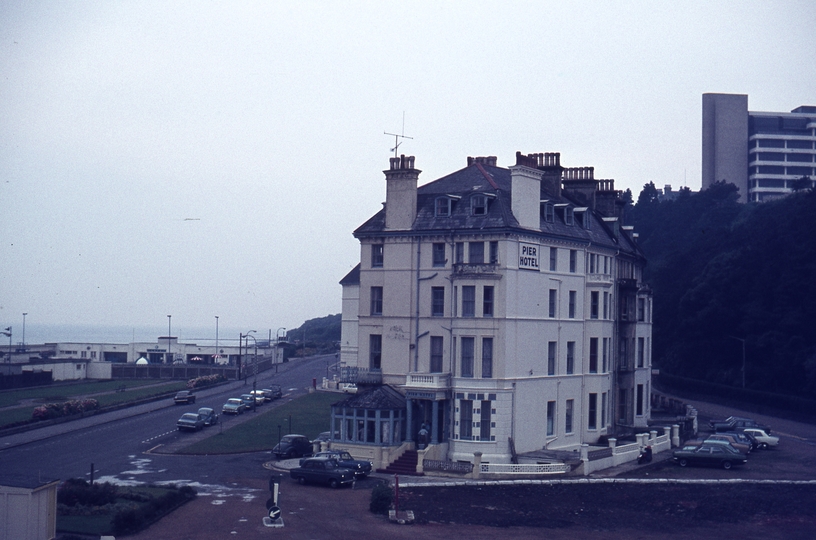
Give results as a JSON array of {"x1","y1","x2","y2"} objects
[{"x1": 6, "y1": 323, "x2": 276, "y2": 346}]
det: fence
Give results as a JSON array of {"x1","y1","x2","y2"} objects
[{"x1": 480, "y1": 462, "x2": 572, "y2": 475}]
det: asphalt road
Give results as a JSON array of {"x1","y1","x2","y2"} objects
[{"x1": 0, "y1": 354, "x2": 334, "y2": 498}]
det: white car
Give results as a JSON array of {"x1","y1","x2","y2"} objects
[{"x1": 742, "y1": 428, "x2": 779, "y2": 449}]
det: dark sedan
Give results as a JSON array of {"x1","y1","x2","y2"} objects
[
  {"x1": 290, "y1": 457, "x2": 355, "y2": 488},
  {"x1": 672, "y1": 443, "x2": 748, "y2": 470},
  {"x1": 301, "y1": 450, "x2": 372, "y2": 478},
  {"x1": 197, "y1": 407, "x2": 218, "y2": 426},
  {"x1": 177, "y1": 412, "x2": 205, "y2": 432},
  {"x1": 173, "y1": 390, "x2": 196, "y2": 405}
]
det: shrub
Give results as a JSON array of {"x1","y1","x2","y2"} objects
[
  {"x1": 187, "y1": 374, "x2": 226, "y2": 389},
  {"x1": 369, "y1": 482, "x2": 394, "y2": 514},
  {"x1": 32, "y1": 398, "x2": 99, "y2": 422},
  {"x1": 58, "y1": 479, "x2": 117, "y2": 507}
]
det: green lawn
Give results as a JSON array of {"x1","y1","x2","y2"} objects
[
  {"x1": 180, "y1": 391, "x2": 341, "y2": 454},
  {"x1": 0, "y1": 379, "x2": 176, "y2": 408},
  {"x1": 0, "y1": 380, "x2": 187, "y2": 430}
]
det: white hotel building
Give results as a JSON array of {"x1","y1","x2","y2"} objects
[{"x1": 338, "y1": 152, "x2": 652, "y2": 464}]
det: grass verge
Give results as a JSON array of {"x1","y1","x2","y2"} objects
[
  {"x1": 0, "y1": 379, "x2": 178, "y2": 408},
  {"x1": 0, "y1": 380, "x2": 187, "y2": 430},
  {"x1": 179, "y1": 391, "x2": 341, "y2": 454}
]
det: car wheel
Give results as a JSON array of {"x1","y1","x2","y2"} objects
[
  {"x1": 329, "y1": 478, "x2": 339, "y2": 489},
  {"x1": 297, "y1": 476, "x2": 306, "y2": 485},
  {"x1": 760, "y1": 443, "x2": 768, "y2": 450},
  {"x1": 678, "y1": 458, "x2": 689, "y2": 467},
  {"x1": 722, "y1": 461, "x2": 732, "y2": 470}
]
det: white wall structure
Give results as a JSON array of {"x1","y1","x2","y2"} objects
[
  {"x1": 340, "y1": 152, "x2": 652, "y2": 465},
  {"x1": 0, "y1": 477, "x2": 59, "y2": 540}
]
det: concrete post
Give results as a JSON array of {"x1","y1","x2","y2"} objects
[
  {"x1": 472, "y1": 451, "x2": 482, "y2": 479},
  {"x1": 580, "y1": 443, "x2": 589, "y2": 462},
  {"x1": 672, "y1": 424, "x2": 680, "y2": 448},
  {"x1": 416, "y1": 447, "x2": 426, "y2": 474},
  {"x1": 608, "y1": 438, "x2": 617, "y2": 450},
  {"x1": 649, "y1": 430, "x2": 657, "y2": 446}
]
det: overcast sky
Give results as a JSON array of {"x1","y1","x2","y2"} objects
[{"x1": 1, "y1": 1, "x2": 814, "y2": 340}]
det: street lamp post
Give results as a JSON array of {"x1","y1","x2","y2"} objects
[
  {"x1": 167, "y1": 315, "x2": 172, "y2": 364},
  {"x1": 1, "y1": 327, "x2": 11, "y2": 363},
  {"x1": 276, "y1": 327, "x2": 286, "y2": 373},
  {"x1": 241, "y1": 331, "x2": 257, "y2": 404},
  {"x1": 728, "y1": 335, "x2": 746, "y2": 389},
  {"x1": 215, "y1": 316, "x2": 219, "y2": 364},
  {"x1": 22, "y1": 313, "x2": 27, "y2": 351}
]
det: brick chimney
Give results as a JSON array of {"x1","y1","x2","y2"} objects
[
  {"x1": 595, "y1": 179, "x2": 625, "y2": 218},
  {"x1": 511, "y1": 152, "x2": 543, "y2": 230},
  {"x1": 561, "y1": 167, "x2": 598, "y2": 208},
  {"x1": 384, "y1": 154, "x2": 420, "y2": 230}
]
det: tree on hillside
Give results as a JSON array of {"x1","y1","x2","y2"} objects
[{"x1": 631, "y1": 182, "x2": 816, "y2": 397}]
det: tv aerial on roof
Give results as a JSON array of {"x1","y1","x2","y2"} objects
[{"x1": 384, "y1": 111, "x2": 413, "y2": 158}]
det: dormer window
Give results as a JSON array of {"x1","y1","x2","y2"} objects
[
  {"x1": 435, "y1": 197, "x2": 452, "y2": 217},
  {"x1": 565, "y1": 207, "x2": 574, "y2": 226},
  {"x1": 544, "y1": 203, "x2": 554, "y2": 223},
  {"x1": 574, "y1": 207, "x2": 590, "y2": 229},
  {"x1": 471, "y1": 194, "x2": 487, "y2": 216}
]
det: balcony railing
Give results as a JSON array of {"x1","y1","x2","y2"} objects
[
  {"x1": 587, "y1": 273, "x2": 613, "y2": 285},
  {"x1": 339, "y1": 366, "x2": 383, "y2": 385},
  {"x1": 404, "y1": 373, "x2": 451, "y2": 390}
]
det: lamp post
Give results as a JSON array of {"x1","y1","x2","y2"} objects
[
  {"x1": 167, "y1": 315, "x2": 172, "y2": 364},
  {"x1": 241, "y1": 330, "x2": 257, "y2": 400},
  {"x1": 1, "y1": 327, "x2": 11, "y2": 363},
  {"x1": 728, "y1": 336, "x2": 746, "y2": 389},
  {"x1": 22, "y1": 313, "x2": 27, "y2": 351},
  {"x1": 276, "y1": 327, "x2": 286, "y2": 373},
  {"x1": 215, "y1": 316, "x2": 219, "y2": 364}
]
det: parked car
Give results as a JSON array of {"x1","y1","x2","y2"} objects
[
  {"x1": 289, "y1": 457, "x2": 355, "y2": 488},
  {"x1": 718, "y1": 430, "x2": 758, "y2": 451},
  {"x1": 249, "y1": 390, "x2": 266, "y2": 405},
  {"x1": 742, "y1": 427, "x2": 780, "y2": 449},
  {"x1": 239, "y1": 394, "x2": 257, "y2": 409},
  {"x1": 687, "y1": 438, "x2": 745, "y2": 455},
  {"x1": 672, "y1": 443, "x2": 748, "y2": 470},
  {"x1": 262, "y1": 385, "x2": 282, "y2": 401},
  {"x1": 272, "y1": 434, "x2": 312, "y2": 459},
  {"x1": 704, "y1": 434, "x2": 752, "y2": 454},
  {"x1": 197, "y1": 407, "x2": 218, "y2": 426},
  {"x1": 710, "y1": 416, "x2": 771, "y2": 434},
  {"x1": 173, "y1": 390, "x2": 196, "y2": 405},
  {"x1": 177, "y1": 412, "x2": 205, "y2": 431},
  {"x1": 222, "y1": 398, "x2": 246, "y2": 415},
  {"x1": 300, "y1": 450, "x2": 372, "y2": 478}
]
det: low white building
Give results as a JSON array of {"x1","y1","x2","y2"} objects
[{"x1": 0, "y1": 475, "x2": 59, "y2": 540}]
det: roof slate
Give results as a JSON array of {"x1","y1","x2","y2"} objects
[{"x1": 354, "y1": 161, "x2": 642, "y2": 257}]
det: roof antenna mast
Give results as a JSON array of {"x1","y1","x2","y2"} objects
[{"x1": 384, "y1": 111, "x2": 413, "y2": 158}]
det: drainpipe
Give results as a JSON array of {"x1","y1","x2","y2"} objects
[{"x1": 414, "y1": 238, "x2": 437, "y2": 372}]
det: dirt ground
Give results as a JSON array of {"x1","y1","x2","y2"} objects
[{"x1": 116, "y1": 473, "x2": 816, "y2": 540}]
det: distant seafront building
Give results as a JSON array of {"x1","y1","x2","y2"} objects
[
  {"x1": 0, "y1": 336, "x2": 285, "y2": 382},
  {"x1": 702, "y1": 93, "x2": 816, "y2": 202},
  {"x1": 337, "y1": 152, "x2": 652, "y2": 464}
]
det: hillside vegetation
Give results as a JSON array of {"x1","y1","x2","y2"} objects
[{"x1": 629, "y1": 182, "x2": 816, "y2": 399}]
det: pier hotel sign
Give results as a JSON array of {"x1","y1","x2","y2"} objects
[{"x1": 518, "y1": 242, "x2": 540, "y2": 271}]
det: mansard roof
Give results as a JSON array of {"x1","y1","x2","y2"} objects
[{"x1": 354, "y1": 159, "x2": 642, "y2": 256}]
